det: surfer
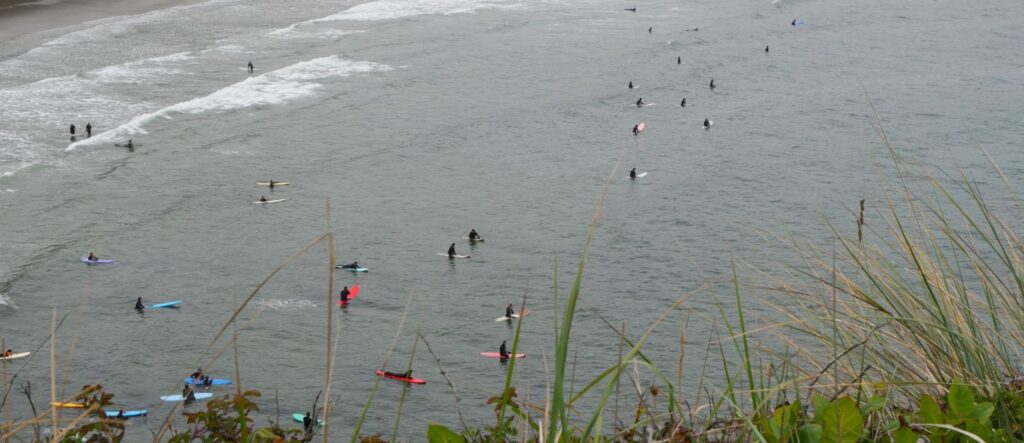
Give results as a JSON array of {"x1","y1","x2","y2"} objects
[
  {"x1": 303, "y1": 412, "x2": 314, "y2": 432},
  {"x1": 791, "y1": 19, "x2": 796, "y2": 26},
  {"x1": 630, "y1": 168, "x2": 637, "y2": 180},
  {"x1": 677, "y1": 56, "x2": 681, "y2": 64},
  {"x1": 87, "y1": 252, "x2": 98, "y2": 261},
  {"x1": 632, "y1": 124, "x2": 640, "y2": 135},
  {"x1": 69, "y1": 124, "x2": 75, "y2": 135},
  {"x1": 340, "y1": 261, "x2": 360, "y2": 269},
  {"x1": 636, "y1": 98, "x2": 644, "y2": 107},
  {"x1": 135, "y1": 297, "x2": 144, "y2": 310},
  {"x1": 704, "y1": 118, "x2": 711, "y2": 129},
  {"x1": 765, "y1": 45, "x2": 769, "y2": 52},
  {"x1": 202, "y1": 376, "x2": 213, "y2": 386},
  {"x1": 259, "y1": 195, "x2": 267, "y2": 203},
  {"x1": 624, "y1": 7, "x2": 635, "y2": 11},
  {"x1": 448, "y1": 243, "x2": 456, "y2": 259},
  {"x1": 628, "y1": 81, "x2": 634, "y2": 89},
  {"x1": 190, "y1": 368, "x2": 203, "y2": 381},
  {"x1": 681, "y1": 98, "x2": 686, "y2": 107},
  {"x1": 126, "y1": 139, "x2": 134, "y2": 151},
  {"x1": 339, "y1": 286, "x2": 350, "y2": 303},
  {"x1": 116, "y1": 410, "x2": 126, "y2": 419},
  {"x1": 469, "y1": 229, "x2": 481, "y2": 241},
  {"x1": 648, "y1": 27, "x2": 652, "y2": 33},
  {"x1": 268, "y1": 180, "x2": 275, "y2": 189},
  {"x1": 247, "y1": 61, "x2": 254, "y2": 73},
  {"x1": 499, "y1": 340, "x2": 509, "y2": 359},
  {"x1": 183, "y1": 384, "x2": 196, "y2": 404},
  {"x1": 86, "y1": 123, "x2": 92, "y2": 137},
  {"x1": 506, "y1": 304, "x2": 514, "y2": 318},
  {"x1": 709, "y1": 79, "x2": 716, "y2": 90},
  {"x1": 2, "y1": 350, "x2": 12, "y2": 358}
]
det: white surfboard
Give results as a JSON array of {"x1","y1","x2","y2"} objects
[
  {"x1": 438, "y1": 253, "x2": 470, "y2": 258},
  {"x1": 1, "y1": 352, "x2": 30, "y2": 361},
  {"x1": 253, "y1": 199, "x2": 286, "y2": 204},
  {"x1": 495, "y1": 310, "x2": 530, "y2": 321},
  {"x1": 632, "y1": 103, "x2": 655, "y2": 107},
  {"x1": 637, "y1": 172, "x2": 648, "y2": 178}
]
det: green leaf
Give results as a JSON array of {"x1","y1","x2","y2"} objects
[
  {"x1": 970, "y1": 402, "x2": 994, "y2": 423},
  {"x1": 797, "y1": 424, "x2": 822, "y2": 443},
  {"x1": 427, "y1": 424, "x2": 466, "y2": 443},
  {"x1": 947, "y1": 383, "x2": 975, "y2": 419},
  {"x1": 918, "y1": 395, "x2": 944, "y2": 424},
  {"x1": 966, "y1": 420, "x2": 992, "y2": 442},
  {"x1": 812, "y1": 393, "x2": 829, "y2": 425},
  {"x1": 820, "y1": 397, "x2": 864, "y2": 443},
  {"x1": 893, "y1": 427, "x2": 918, "y2": 443},
  {"x1": 254, "y1": 428, "x2": 278, "y2": 441},
  {"x1": 860, "y1": 396, "x2": 887, "y2": 416}
]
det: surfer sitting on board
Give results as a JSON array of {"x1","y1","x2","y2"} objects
[
  {"x1": 630, "y1": 168, "x2": 637, "y2": 180},
  {"x1": 632, "y1": 124, "x2": 640, "y2": 135},
  {"x1": 303, "y1": 413, "x2": 314, "y2": 432},
  {"x1": 259, "y1": 195, "x2": 267, "y2": 203},
  {"x1": 709, "y1": 79, "x2": 716, "y2": 90},
  {"x1": 268, "y1": 180, "x2": 275, "y2": 189},
  {"x1": 247, "y1": 61, "x2": 254, "y2": 73},
  {"x1": 469, "y1": 229, "x2": 480, "y2": 241},
  {"x1": 87, "y1": 252, "x2": 98, "y2": 261},
  {"x1": 505, "y1": 304, "x2": 514, "y2": 318},
  {"x1": 704, "y1": 118, "x2": 711, "y2": 129},
  {"x1": 339, "y1": 286, "x2": 350, "y2": 303},
  {"x1": 628, "y1": 81, "x2": 634, "y2": 89},
  {"x1": 135, "y1": 297, "x2": 144, "y2": 310},
  {"x1": 636, "y1": 98, "x2": 643, "y2": 107},
  {"x1": 681, "y1": 98, "x2": 686, "y2": 107},
  {"x1": 499, "y1": 340, "x2": 509, "y2": 359},
  {"x1": 202, "y1": 376, "x2": 213, "y2": 386},
  {"x1": 190, "y1": 368, "x2": 203, "y2": 381},
  {"x1": 448, "y1": 243, "x2": 457, "y2": 259}
]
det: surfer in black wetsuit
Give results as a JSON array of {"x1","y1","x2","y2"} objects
[
  {"x1": 499, "y1": 340, "x2": 509, "y2": 359},
  {"x1": 704, "y1": 118, "x2": 711, "y2": 129},
  {"x1": 202, "y1": 376, "x2": 213, "y2": 386},
  {"x1": 247, "y1": 61, "x2": 254, "y2": 73},
  {"x1": 681, "y1": 98, "x2": 686, "y2": 107},
  {"x1": 448, "y1": 243, "x2": 456, "y2": 258},
  {"x1": 183, "y1": 384, "x2": 196, "y2": 404},
  {"x1": 86, "y1": 123, "x2": 92, "y2": 137},
  {"x1": 648, "y1": 27, "x2": 652, "y2": 33},
  {"x1": 630, "y1": 168, "x2": 637, "y2": 180},
  {"x1": 709, "y1": 79, "x2": 716, "y2": 90},
  {"x1": 69, "y1": 124, "x2": 75, "y2": 135},
  {"x1": 632, "y1": 124, "x2": 639, "y2": 135},
  {"x1": 624, "y1": 7, "x2": 635, "y2": 11},
  {"x1": 339, "y1": 286, "x2": 350, "y2": 303},
  {"x1": 268, "y1": 180, "x2": 275, "y2": 189},
  {"x1": 469, "y1": 229, "x2": 480, "y2": 241},
  {"x1": 190, "y1": 368, "x2": 203, "y2": 381},
  {"x1": 126, "y1": 139, "x2": 134, "y2": 151},
  {"x1": 765, "y1": 45, "x2": 769, "y2": 52},
  {"x1": 792, "y1": 19, "x2": 796, "y2": 26},
  {"x1": 303, "y1": 412, "x2": 313, "y2": 432},
  {"x1": 116, "y1": 410, "x2": 126, "y2": 418},
  {"x1": 340, "y1": 261, "x2": 359, "y2": 269},
  {"x1": 260, "y1": 195, "x2": 267, "y2": 203},
  {"x1": 636, "y1": 98, "x2": 643, "y2": 107},
  {"x1": 677, "y1": 56, "x2": 681, "y2": 64},
  {"x1": 135, "y1": 297, "x2": 144, "y2": 310},
  {"x1": 88, "y1": 252, "x2": 98, "y2": 261},
  {"x1": 628, "y1": 81, "x2": 634, "y2": 89},
  {"x1": 505, "y1": 304, "x2": 514, "y2": 318}
]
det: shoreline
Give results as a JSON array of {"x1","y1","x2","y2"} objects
[{"x1": 0, "y1": 0, "x2": 190, "y2": 47}]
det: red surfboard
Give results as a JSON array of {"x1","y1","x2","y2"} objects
[
  {"x1": 375, "y1": 370, "x2": 427, "y2": 384},
  {"x1": 480, "y1": 352, "x2": 526, "y2": 359},
  {"x1": 336, "y1": 285, "x2": 361, "y2": 306}
]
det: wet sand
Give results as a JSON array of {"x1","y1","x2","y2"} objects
[{"x1": 0, "y1": 0, "x2": 186, "y2": 43}]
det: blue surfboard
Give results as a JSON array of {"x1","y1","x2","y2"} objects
[
  {"x1": 147, "y1": 300, "x2": 182, "y2": 310},
  {"x1": 104, "y1": 409, "x2": 147, "y2": 418},
  {"x1": 184, "y1": 377, "x2": 232, "y2": 385}
]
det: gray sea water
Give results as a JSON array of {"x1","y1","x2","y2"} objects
[{"x1": 2, "y1": 0, "x2": 1024, "y2": 439}]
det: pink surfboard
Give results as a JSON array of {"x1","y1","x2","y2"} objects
[
  {"x1": 480, "y1": 352, "x2": 526, "y2": 359},
  {"x1": 633, "y1": 122, "x2": 646, "y2": 135}
]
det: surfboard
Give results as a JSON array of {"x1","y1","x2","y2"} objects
[
  {"x1": 480, "y1": 352, "x2": 526, "y2": 359},
  {"x1": 253, "y1": 199, "x2": 286, "y2": 204},
  {"x1": 183, "y1": 377, "x2": 232, "y2": 385},
  {"x1": 256, "y1": 182, "x2": 289, "y2": 186},
  {"x1": 336, "y1": 285, "x2": 361, "y2": 306},
  {"x1": 637, "y1": 172, "x2": 648, "y2": 178},
  {"x1": 633, "y1": 123, "x2": 646, "y2": 134},
  {"x1": 633, "y1": 103, "x2": 655, "y2": 107},
  {"x1": 292, "y1": 413, "x2": 323, "y2": 425},
  {"x1": 375, "y1": 370, "x2": 427, "y2": 384},
  {"x1": 495, "y1": 309, "x2": 530, "y2": 322},
  {"x1": 81, "y1": 258, "x2": 115, "y2": 265},
  {"x1": 51, "y1": 402, "x2": 85, "y2": 408},
  {"x1": 468, "y1": 237, "x2": 484, "y2": 242},
  {"x1": 147, "y1": 300, "x2": 181, "y2": 310},
  {"x1": 335, "y1": 265, "x2": 369, "y2": 272},
  {"x1": 104, "y1": 410, "x2": 147, "y2": 418},
  {"x1": 1, "y1": 352, "x2": 30, "y2": 361},
  {"x1": 160, "y1": 393, "x2": 213, "y2": 402},
  {"x1": 438, "y1": 253, "x2": 470, "y2": 258}
]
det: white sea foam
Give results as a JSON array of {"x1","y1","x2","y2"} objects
[
  {"x1": 270, "y1": 0, "x2": 518, "y2": 35},
  {"x1": 66, "y1": 55, "x2": 391, "y2": 151},
  {"x1": 254, "y1": 298, "x2": 317, "y2": 311},
  {"x1": 0, "y1": 294, "x2": 15, "y2": 309}
]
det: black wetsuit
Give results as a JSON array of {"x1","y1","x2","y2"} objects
[
  {"x1": 448, "y1": 244, "x2": 456, "y2": 257},
  {"x1": 303, "y1": 415, "x2": 313, "y2": 432},
  {"x1": 340, "y1": 287, "x2": 350, "y2": 302},
  {"x1": 469, "y1": 230, "x2": 479, "y2": 240},
  {"x1": 70, "y1": 124, "x2": 75, "y2": 135},
  {"x1": 499, "y1": 342, "x2": 509, "y2": 358},
  {"x1": 86, "y1": 123, "x2": 92, "y2": 137},
  {"x1": 630, "y1": 169, "x2": 636, "y2": 180},
  {"x1": 135, "y1": 299, "x2": 144, "y2": 310}
]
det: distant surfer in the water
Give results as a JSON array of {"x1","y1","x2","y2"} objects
[
  {"x1": 268, "y1": 180, "x2": 275, "y2": 189},
  {"x1": 135, "y1": 297, "x2": 144, "y2": 310},
  {"x1": 648, "y1": 27, "x2": 652, "y2": 33},
  {"x1": 765, "y1": 45, "x2": 769, "y2": 52},
  {"x1": 709, "y1": 79, "x2": 716, "y2": 90},
  {"x1": 636, "y1": 98, "x2": 644, "y2": 107},
  {"x1": 69, "y1": 124, "x2": 75, "y2": 135},
  {"x1": 632, "y1": 124, "x2": 640, "y2": 135},
  {"x1": 126, "y1": 139, "x2": 134, "y2": 151},
  {"x1": 303, "y1": 413, "x2": 313, "y2": 432},
  {"x1": 448, "y1": 243, "x2": 457, "y2": 258},
  {"x1": 630, "y1": 168, "x2": 637, "y2": 180},
  {"x1": 259, "y1": 195, "x2": 267, "y2": 203},
  {"x1": 340, "y1": 261, "x2": 360, "y2": 269},
  {"x1": 87, "y1": 252, "x2": 98, "y2": 261},
  {"x1": 505, "y1": 304, "x2": 514, "y2": 318},
  {"x1": 628, "y1": 81, "x2": 634, "y2": 89},
  {"x1": 677, "y1": 56, "x2": 681, "y2": 64},
  {"x1": 624, "y1": 7, "x2": 635, "y2": 11},
  {"x1": 86, "y1": 122, "x2": 92, "y2": 137},
  {"x1": 681, "y1": 98, "x2": 687, "y2": 107},
  {"x1": 469, "y1": 229, "x2": 481, "y2": 241},
  {"x1": 704, "y1": 118, "x2": 711, "y2": 129},
  {"x1": 183, "y1": 384, "x2": 196, "y2": 404},
  {"x1": 499, "y1": 340, "x2": 509, "y2": 359},
  {"x1": 792, "y1": 19, "x2": 796, "y2": 26},
  {"x1": 247, "y1": 61, "x2": 254, "y2": 73},
  {"x1": 339, "y1": 286, "x2": 350, "y2": 303}
]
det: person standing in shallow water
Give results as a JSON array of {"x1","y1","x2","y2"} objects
[
  {"x1": 69, "y1": 124, "x2": 75, "y2": 135},
  {"x1": 247, "y1": 61, "x2": 254, "y2": 73},
  {"x1": 86, "y1": 122, "x2": 92, "y2": 137},
  {"x1": 630, "y1": 168, "x2": 637, "y2": 180}
]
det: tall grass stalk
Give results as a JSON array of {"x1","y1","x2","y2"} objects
[
  {"x1": 389, "y1": 332, "x2": 419, "y2": 442},
  {"x1": 323, "y1": 199, "x2": 337, "y2": 442}
]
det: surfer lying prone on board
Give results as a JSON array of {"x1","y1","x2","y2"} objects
[
  {"x1": 339, "y1": 261, "x2": 360, "y2": 269},
  {"x1": 383, "y1": 369, "x2": 414, "y2": 379},
  {"x1": 2, "y1": 350, "x2": 13, "y2": 358}
]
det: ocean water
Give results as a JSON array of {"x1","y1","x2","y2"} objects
[{"x1": 2, "y1": 0, "x2": 1024, "y2": 438}]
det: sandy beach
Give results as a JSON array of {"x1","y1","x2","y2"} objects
[{"x1": 0, "y1": 0, "x2": 187, "y2": 44}]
